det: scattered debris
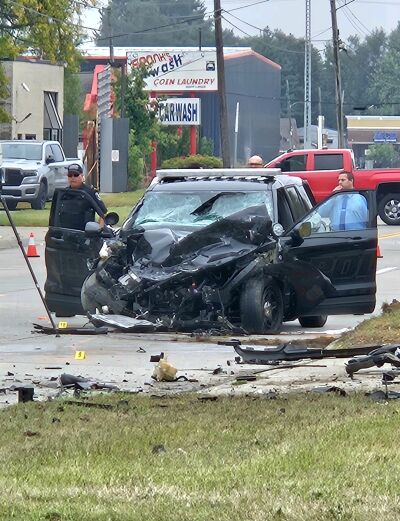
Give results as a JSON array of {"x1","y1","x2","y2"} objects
[
  {"x1": 366, "y1": 390, "x2": 400, "y2": 401},
  {"x1": 89, "y1": 313, "x2": 158, "y2": 332},
  {"x1": 236, "y1": 375, "x2": 257, "y2": 382},
  {"x1": 63, "y1": 400, "x2": 114, "y2": 410},
  {"x1": 198, "y1": 396, "x2": 218, "y2": 401},
  {"x1": 10, "y1": 385, "x2": 34, "y2": 403},
  {"x1": 346, "y1": 346, "x2": 400, "y2": 375},
  {"x1": 24, "y1": 431, "x2": 39, "y2": 437},
  {"x1": 212, "y1": 366, "x2": 224, "y2": 375},
  {"x1": 150, "y1": 353, "x2": 164, "y2": 363},
  {"x1": 33, "y1": 323, "x2": 108, "y2": 335},
  {"x1": 137, "y1": 347, "x2": 146, "y2": 353},
  {"x1": 59, "y1": 374, "x2": 119, "y2": 391},
  {"x1": 152, "y1": 444, "x2": 166, "y2": 454},
  {"x1": 152, "y1": 358, "x2": 178, "y2": 382},
  {"x1": 311, "y1": 385, "x2": 347, "y2": 397}
]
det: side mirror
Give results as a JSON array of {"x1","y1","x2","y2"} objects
[
  {"x1": 105, "y1": 212, "x2": 119, "y2": 226},
  {"x1": 46, "y1": 155, "x2": 55, "y2": 165},
  {"x1": 85, "y1": 221, "x2": 101, "y2": 237},
  {"x1": 290, "y1": 221, "x2": 311, "y2": 246}
]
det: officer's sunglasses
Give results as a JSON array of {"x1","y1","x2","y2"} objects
[{"x1": 67, "y1": 172, "x2": 82, "y2": 177}]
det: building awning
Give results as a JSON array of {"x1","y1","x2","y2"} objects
[{"x1": 44, "y1": 92, "x2": 62, "y2": 129}]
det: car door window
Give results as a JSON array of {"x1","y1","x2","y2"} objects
[
  {"x1": 314, "y1": 154, "x2": 343, "y2": 170},
  {"x1": 280, "y1": 154, "x2": 307, "y2": 172},
  {"x1": 297, "y1": 185, "x2": 314, "y2": 212},
  {"x1": 299, "y1": 192, "x2": 369, "y2": 233},
  {"x1": 44, "y1": 145, "x2": 52, "y2": 162},
  {"x1": 285, "y1": 186, "x2": 308, "y2": 221},
  {"x1": 51, "y1": 144, "x2": 64, "y2": 163},
  {"x1": 277, "y1": 189, "x2": 295, "y2": 230}
]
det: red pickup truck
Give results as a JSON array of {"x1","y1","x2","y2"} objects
[{"x1": 266, "y1": 148, "x2": 400, "y2": 225}]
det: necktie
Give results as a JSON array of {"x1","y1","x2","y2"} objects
[{"x1": 339, "y1": 195, "x2": 349, "y2": 231}]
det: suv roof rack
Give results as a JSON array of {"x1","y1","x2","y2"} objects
[{"x1": 156, "y1": 168, "x2": 281, "y2": 182}]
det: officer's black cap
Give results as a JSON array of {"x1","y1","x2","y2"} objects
[{"x1": 68, "y1": 163, "x2": 83, "y2": 174}]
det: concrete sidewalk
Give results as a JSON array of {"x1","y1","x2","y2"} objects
[{"x1": 0, "y1": 226, "x2": 47, "y2": 250}]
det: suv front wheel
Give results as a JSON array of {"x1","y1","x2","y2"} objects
[
  {"x1": 298, "y1": 315, "x2": 327, "y2": 328},
  {"x1": 240, "y1": 277, "x2": 283, "y2": 334}
]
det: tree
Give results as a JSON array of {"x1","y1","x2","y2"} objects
[
  {"x1": 241, "y1": 29, "x2": 324, "y2": 127},
  {"x1": 0, "y1": 0, "x2": 90, "y2": 120},
  {"x1": 367, "y1": 144, "x2": 400, "y2": 168},
  {"x1": 96, "y1": 0, "x2": 239, "y2": 47}
]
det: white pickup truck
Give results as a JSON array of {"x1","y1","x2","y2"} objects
[{"x1": 0, "y1": 140, "x2": 85, "y2": 210}]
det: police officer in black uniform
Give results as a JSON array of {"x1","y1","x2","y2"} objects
[{"x1": 55, "y1": 163, "x2": 108, "y2": 230}]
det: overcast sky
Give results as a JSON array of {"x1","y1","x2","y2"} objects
[{"x1": 85, "y1": 0, "x2": 400, "y2": 49}]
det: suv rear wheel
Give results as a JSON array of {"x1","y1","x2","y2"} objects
[
  {"x1": 378, "y1": 193, "x2": 400, "y2": 225},
  {"x1": 240, "y1": 277, "x2": 283, "y2": 334},
  {"x1": 298, "y1": 315, "x2": 327, "y2": 328}
]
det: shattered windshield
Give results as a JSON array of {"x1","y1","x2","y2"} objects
[{"x1": 124, "y1": 190, "x2": 274, "y2": 230}]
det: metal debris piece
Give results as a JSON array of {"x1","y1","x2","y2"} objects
[
  {"x1": 59, "y1": 373, "x2": 119, "y2": 391},
  {"x1": 311, "y1": 385, "x2": 347, "y2": 396},
  {"x1": 33, "y1": 323, "x2": 108, "y2": 335},
  {"x1": 346, "y1": 346, "x2": 400, "y2": 375},
  {"x1": 63, "y1": 400, "x2": 114, "y2": 410},
  {"x1": 226, "y1": 339, "x2": 400, "y2": 365},
  {"x1": 88, "y1": 313, "x2": 157, "y2": 332}
]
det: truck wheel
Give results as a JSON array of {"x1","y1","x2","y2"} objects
[
  {"x1": 31, "y1": 182, "x2": 48, "y2": 210},
  {"x1": 378, "y1": 193, "x2": 400, "y2": 225},
  {"x1": 298, "y1": 315, "x2": 327, "y2": 328},
  {"x1": 240, "y1": 277, "x2": 283, "y2": 334},
  {"x1": 4, "y1": 200, "x2": 17, "y2": 211}
]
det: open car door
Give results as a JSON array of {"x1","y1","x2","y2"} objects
[
  {"x1": 279, "y1": 190, "x2": 377, "y2": 317},
  {"x1": 44, "y1": 189, "x2": 104, "y2": 316}
]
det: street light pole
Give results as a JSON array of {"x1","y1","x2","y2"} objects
[{"x1": 330, "y1": 0, "x2": 344, "y2": 148}]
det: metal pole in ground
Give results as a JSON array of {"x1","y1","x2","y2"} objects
[{"x1": 0, "y1": 195, "x2": 59, "y2": 336}]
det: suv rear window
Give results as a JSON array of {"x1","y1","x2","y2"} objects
[{"x1": 314, "y1": 153, "x2": 343, "y2": 170}]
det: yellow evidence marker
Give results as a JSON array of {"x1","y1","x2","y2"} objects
[
  {"x1": 75, "y1": 351, "x2": 86, "y2": 360},
  {"x1": 58, "y1": 321, "x2": 68, "y2": 329}
]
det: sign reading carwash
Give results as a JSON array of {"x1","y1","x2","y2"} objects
[
  {"x1": 126, "y1": 50, "x2": 217, "y2": 92},
  {"x1": 158, "y1": 98, "x2": 201, "y2": 126}
]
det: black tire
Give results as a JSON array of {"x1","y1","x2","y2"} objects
[
  {"x1": 31, "y1": 181, "x2": 48, "y2": 210},
  {"x1": 4, "y1": 200, "x2": 17, "y2": 211},
  {"x1": 240, "y1": 277, "x2": 283, "y2": 334},
  {"x1": 298, "y1": 315, "x2": 328, "y2": 328},
  {"x1": 378, "y1": 193, "x2": 400, "y2": 225}
]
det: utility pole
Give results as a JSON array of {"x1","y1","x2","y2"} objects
[
  {"x1": 330, "y1": 0, "x2": 344, "y2": 148},
  {"x1": 286, "y1": 80, "x2": 293, "y2": 150},
  {"x1": 214, "y1": 0, "x2": 231, "y2": 167},
  {"x1": 106, "y1": 7, "x2": 114, "y2": 66},
  {"x1": 303, "y1": 0, "x2": 312, "y2": 149}
]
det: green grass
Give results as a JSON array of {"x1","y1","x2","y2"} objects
[
  {"x1": 0, "y1": 191, "x2": 144, "y2": 227},
  {"x1": 1, "y1": 393, "x2": 400, "y2": 520}
]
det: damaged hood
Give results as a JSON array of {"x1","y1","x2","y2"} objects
[{"x1": 122, "y1": 204, "x2": 274, "y2": 284}]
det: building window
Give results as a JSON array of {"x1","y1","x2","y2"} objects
[{"x1": 25, "y1": 134, "x2": 36, "y2": 140}]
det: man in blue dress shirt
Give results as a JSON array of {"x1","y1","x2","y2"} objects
[{"x1": 321, "y1": 171, "x2": 368, "y2": 231}]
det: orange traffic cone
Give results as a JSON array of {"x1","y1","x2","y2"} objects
[
  {"x1": 377, "y1": 244, "x2": 383, "y2": 259},
  {"x1": 26, "y1": 232, "x2": 40, "y2": 258}
]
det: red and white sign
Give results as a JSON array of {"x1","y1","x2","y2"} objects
[{"x1": 126, "y1": 50, "x2": 217, "y2": 92}]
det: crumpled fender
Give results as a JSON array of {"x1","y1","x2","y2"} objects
[{"x1": 266, "y1": 260, "x2": 336, "y2": 315}]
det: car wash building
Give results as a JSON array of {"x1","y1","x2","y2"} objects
[{"x1": 79, "y1": 46, "x2": 281, "y2": 165}]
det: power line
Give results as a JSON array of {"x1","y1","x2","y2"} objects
[{"x1": 6, "y1": 0, "x2": 98, "y2": 33}]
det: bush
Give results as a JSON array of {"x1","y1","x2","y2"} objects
[{"x1": 160, "y1": 154, "x2": 223, "y2": 169}]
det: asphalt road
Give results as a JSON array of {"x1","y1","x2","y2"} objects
[
  {"x1": 0, "y1": 223, "x2": 399, "y2": 403},
  {"x1": 1, "y1": 224, "x2": 399, "y2": 338}
]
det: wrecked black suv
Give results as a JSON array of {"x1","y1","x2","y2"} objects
[{"x1": 44, "y1": 169, "x2": 378, "y2": 333}]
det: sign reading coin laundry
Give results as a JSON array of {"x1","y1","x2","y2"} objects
[
  {"x1": 126, "y1": 50, "x2": 217, "y2": 92},
  {"x1": 158, "y1": 98, "x2": 201, "y2": 126}
]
